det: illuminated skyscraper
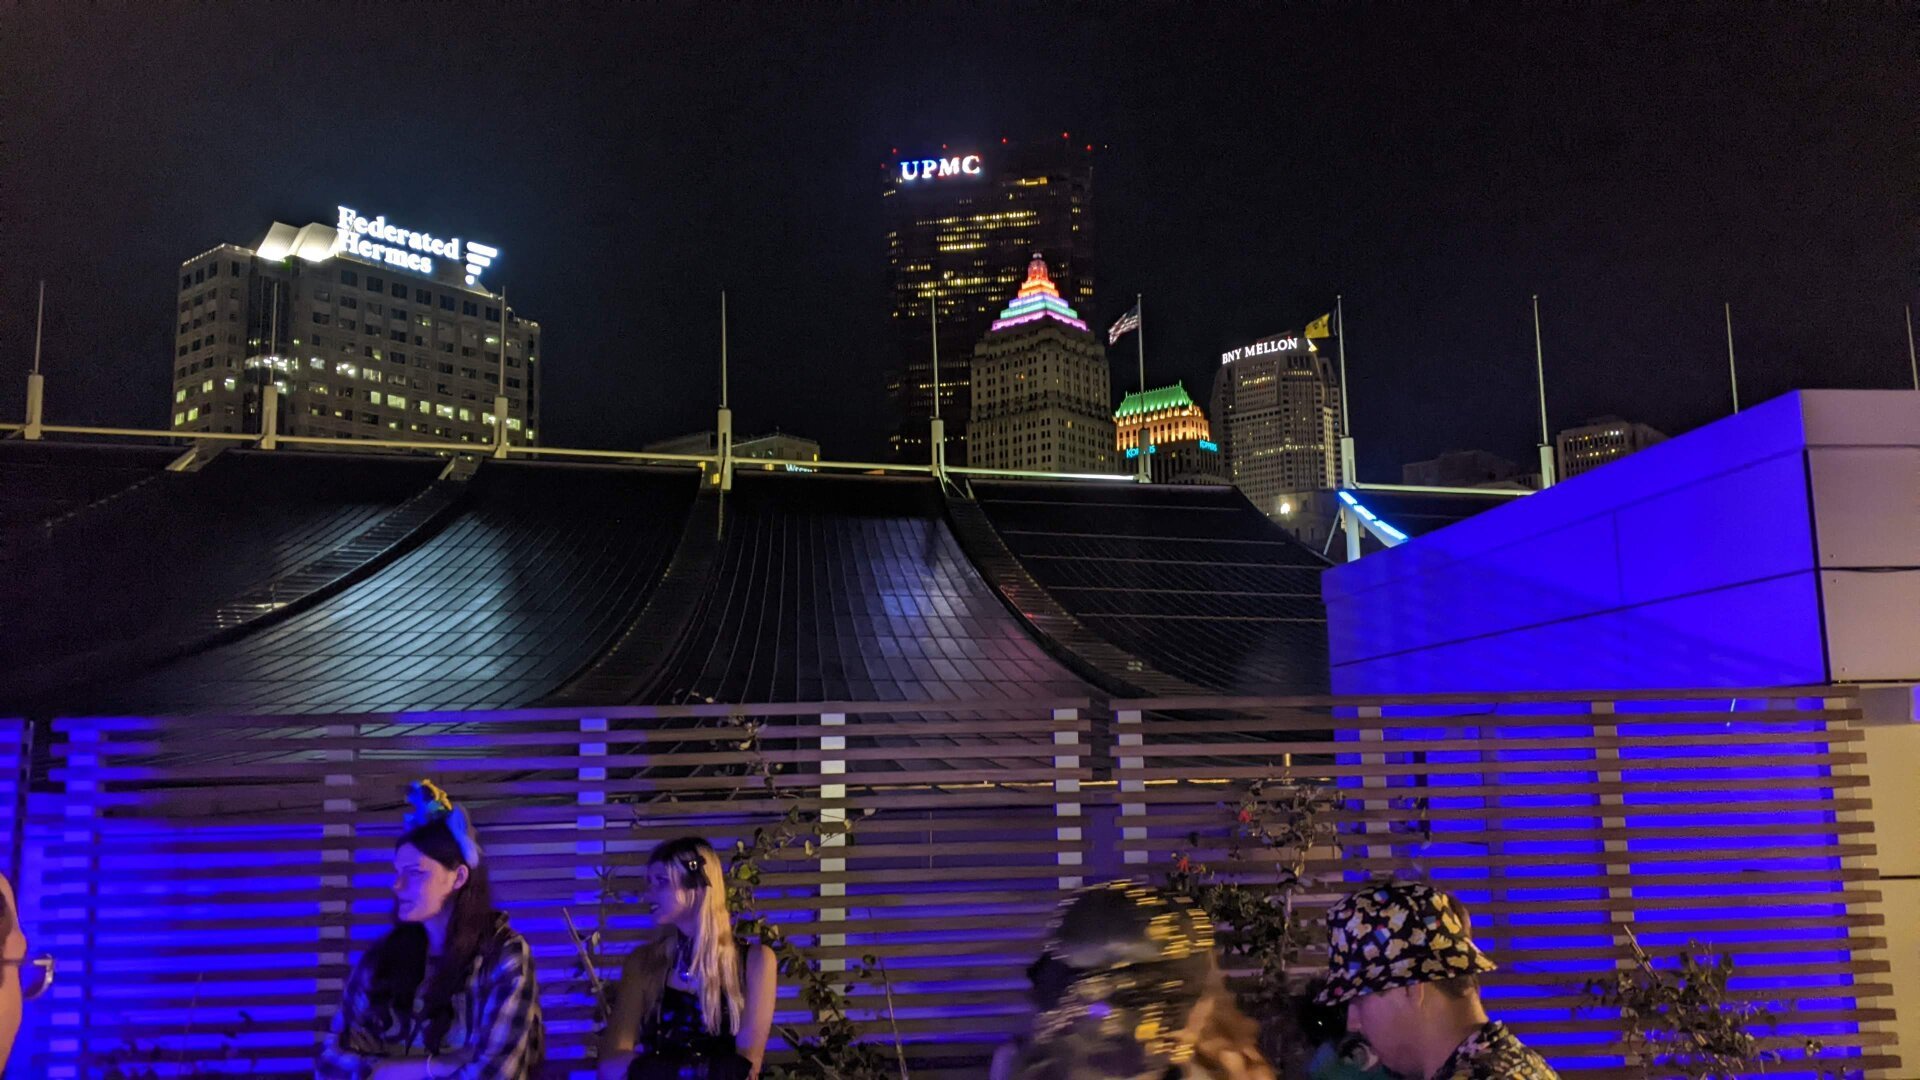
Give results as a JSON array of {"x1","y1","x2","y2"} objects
[
  {"x1": 1113, "y1": 382, "x2": 1211, "y2": 454},
  {"x1": 1113, "y1": 383, "x2": 1226, "y2": 484},
  {"x1": 170, "y1": 206, "x2": 539, "y2": 447},
  {"x1": 883, "y1": 137, "x2": 1095, "y2": 463},
  {"x1": 969, "y1": 256, "x2": 1116, "y2": 474},
  {"x1": 1210, "y1": 331, "x2": 1343, "y2": 518}
]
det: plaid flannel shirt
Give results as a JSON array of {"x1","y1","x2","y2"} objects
[{"x1": 317, "y1": 918, "x2": 544, "y2": 1080}]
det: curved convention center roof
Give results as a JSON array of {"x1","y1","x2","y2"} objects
[
  {"x1": 6, "y1": 442, "x2": 1333, "y2": 714},
  {"x1": 968, "y1": 480, "x2": 1332, "y2": 694}
]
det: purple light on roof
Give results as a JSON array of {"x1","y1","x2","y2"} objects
[
  {"x1": 988, "y1": 254, "x2": 1088, "y2": 333},
  {"x1": 989, "y1": 308, "x2": 1089, "y2": 333}
]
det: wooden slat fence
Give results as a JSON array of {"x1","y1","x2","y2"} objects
[{"x1": 2, "y1": 689, "x2": 1898, "y2": 1079}]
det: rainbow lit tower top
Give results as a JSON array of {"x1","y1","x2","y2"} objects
[{"x1": 988, "y1": 255, "x2": 1089, "y2": 334}]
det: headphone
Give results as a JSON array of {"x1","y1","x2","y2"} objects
[{"x1": 674, "y1": 849, "x2": 706, "y2": 890}]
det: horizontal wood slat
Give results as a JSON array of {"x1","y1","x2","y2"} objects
[{"x1": 5, "y1": 689, "x2": 1899, "y2": 1079}]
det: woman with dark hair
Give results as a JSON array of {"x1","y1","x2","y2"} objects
[
  {"x1": 318, "y1": 781, "x2": 544, "y2": 1080},
  {"x1": 598, "y1": 837, "x2": 777, "y2": 1080}
]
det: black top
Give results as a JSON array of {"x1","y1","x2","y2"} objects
[{"x1": 630, "y1": 984, "x2": 748, "y2": 1080}]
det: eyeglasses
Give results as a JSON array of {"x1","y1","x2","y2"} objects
[{"x1": 2, "y1": 955, "x2": 55, "y2": 1001}]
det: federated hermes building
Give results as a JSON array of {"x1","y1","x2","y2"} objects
[
  {"x1": 1210, "y1": 330, "x2": 1343, "y2": 516},
  {"x1": 171, "y1": 205, "x2": 540, "y2": 447},
  {"x1": 883, "y1": 137, "x2": 1095, "y2": 464}
]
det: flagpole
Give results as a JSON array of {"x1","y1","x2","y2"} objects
[
  {"x1": 31, "y1": 281, "x2": 44, "y2": 376},
  {"x1": 24, "y1": 281, "x2": 46, "y2": 440},
  {"x1": 1724, "y1": 302, "x2": 1740, "y2": 413},
  {"x1": 717, "y1": 290, "x2": 733, "y2": 491},
  {"x1": 1336, "y1": 294, "x2": 1355, "y2": 489},
  {"x1": 1135, "y1": 293, "x2": 1149, "y2": 482},
  {"x1": 492, "y1": 286, "x2": 510, "y2": 458},
  {"x1": 1532, "y1": 295, "x2": 1555, "y2": 488},
  {"x1": 929, "y1": 298, "x2": 946, "y2": 478},
  {"x1": 1906, "y1": 304, "x2": 1917, "y2": 392}
]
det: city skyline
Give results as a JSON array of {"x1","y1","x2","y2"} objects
[{"x1": 1, "y1": 5, "x2": 1913, "y2": 478}]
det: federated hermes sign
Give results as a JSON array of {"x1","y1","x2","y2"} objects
[
  {"x1": 1221, "y1": 333, "x2": 1301, "y2": 365},
  {"x1": 898, "y1": 154, "x2": 983, "y2": 182},
  {"x1": 333, "y1": 206, "x2": 498, "y2": 286}
]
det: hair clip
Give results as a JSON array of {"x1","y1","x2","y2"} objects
[
  {"x1": 404, "y1": 779, "x2": 454, "y2": 830},
  {"x1": 404, "y1": 779, "x2": 483, "y2": 867}
]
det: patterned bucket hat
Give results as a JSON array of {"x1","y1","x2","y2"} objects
[{"x1": 1316, "y1": 881, "x2": 1495, "y2": 1006}]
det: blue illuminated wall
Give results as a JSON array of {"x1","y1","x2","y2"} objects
[{"x1": 1325, "y1": 391, "x2": 1893, "y2": 694}]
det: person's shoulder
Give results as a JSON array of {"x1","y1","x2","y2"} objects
[
  {"x1": 484, "y1": 914, "x2": 535, "y2": 974},
  {"x1": 618, "y1": 926, "x2": 674, "y2": 975},
  {"x1": 743, "y1": 940, "x2": 776, "y2": 978}
]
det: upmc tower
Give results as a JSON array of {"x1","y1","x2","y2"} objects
[{"x1": 882, "y1": 137, "x2": 1095, "y2": 464}]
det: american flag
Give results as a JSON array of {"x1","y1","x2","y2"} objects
[{"x1": 1108, "y1": 302, "x2": 1141, "y2": 345}]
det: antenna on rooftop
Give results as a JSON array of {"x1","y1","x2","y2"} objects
[{"x1": 23, "y1": 280, "x2": 46, "y2": 439}]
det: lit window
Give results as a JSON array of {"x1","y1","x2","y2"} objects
[{"x1": 175, "y1": 388, "x2": 187, "y2": 403}]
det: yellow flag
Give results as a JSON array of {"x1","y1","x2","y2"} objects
[{"x1": 1305, "y1": 312, "x2": 1333, "y2": 339}]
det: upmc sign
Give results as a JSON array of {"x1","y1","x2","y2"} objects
[
  {"x1": 1220, "y1": 333, "x2": 1302, "y2": 365},
  {"x1": 899, "y1": 154, "x2": 983, "y2": 181}
]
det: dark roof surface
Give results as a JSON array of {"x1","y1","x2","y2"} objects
[
  {"x1": 639, "y1": 472, "x2": 1091, "y2": 704},
  {"x1": 55, "y1": 461, "x2": 695, "y2": 714},
  {"x1": 2, "y1": 450, "x2": 443, "y2": 692},
  {"x1": 971, "y1": 481, "x2": 1332, "y2": 694},
  {"x1": 8, "y1": 444, "x2": 1331, "y2": 713}
]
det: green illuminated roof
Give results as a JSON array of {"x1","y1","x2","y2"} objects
[{"x1": 1114, "y1": 383, "x2": 1195, "y2": 420}]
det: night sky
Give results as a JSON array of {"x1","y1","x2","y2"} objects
[{"x1": 3, "y1": 4, "x2": 1913, "y2": 475}]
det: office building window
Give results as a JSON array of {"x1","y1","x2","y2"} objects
[
  {"x1": 339, "y1": 269, "x2": 358, "y2": 286},
  {"x1": 390, "y1": 282, "x2": 406, "y2": 298},
  {"x1": 440, "y1": 295, "x2": 455, "y2": 311}
]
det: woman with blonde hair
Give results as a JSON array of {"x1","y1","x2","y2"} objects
[{"x1": 600, "y1": 837, "x2": 777, "y2": 1080}]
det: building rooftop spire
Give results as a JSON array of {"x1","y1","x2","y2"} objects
[
  {"x1": 989, "y1": 254, "x2": 1088, "y2": 334},
  {"x1": 1114, "y1": 382, "x2": 1197, "y2": 420}
]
